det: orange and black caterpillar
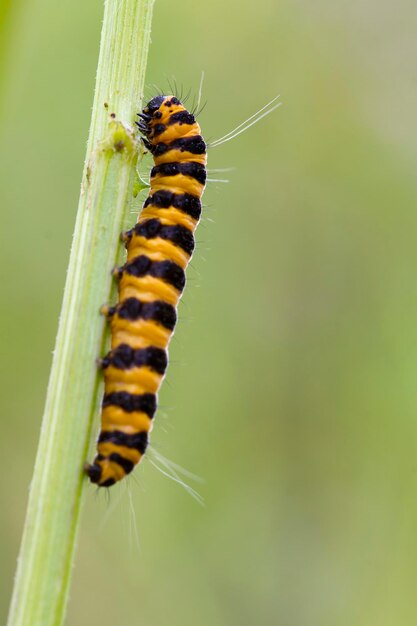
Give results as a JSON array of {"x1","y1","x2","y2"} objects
[{"x1": 86, "y1": 95, "x2": 207, "y2": 487}]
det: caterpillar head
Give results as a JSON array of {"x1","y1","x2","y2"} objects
[{"x1": 136, "y1": 95, "x2": 198, "y2": 149}]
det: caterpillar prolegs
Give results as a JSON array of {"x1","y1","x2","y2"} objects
[{"x1": 86, "y1": 95, "x2": 207, "y2": 487}]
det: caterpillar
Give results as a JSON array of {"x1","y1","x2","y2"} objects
[{"x1": 86, "y1": 95, "x2": 207, "y2": 488}]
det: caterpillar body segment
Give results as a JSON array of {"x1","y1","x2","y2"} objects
[{"x1": 86, "y1": 95, "x2": 207, "y2": 487}]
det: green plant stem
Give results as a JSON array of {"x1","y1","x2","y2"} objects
[{"x1": 7, "y1": 1, "x2": 155, "y2": 625}]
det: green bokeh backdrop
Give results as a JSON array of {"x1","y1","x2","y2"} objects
[{"x1": 1, "y1": 1, "x2": 417, "y2": 624}]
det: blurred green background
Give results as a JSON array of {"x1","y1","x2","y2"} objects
[{"x1": 1, "y1": 0, "x2": 417, "y2": 624}]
